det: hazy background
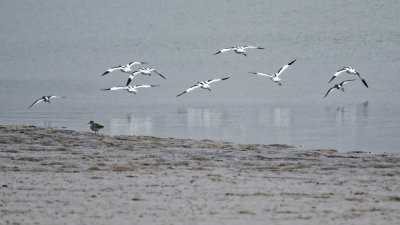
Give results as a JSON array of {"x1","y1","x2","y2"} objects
[{"x1": 0, "y1": 0, "x2": 399, "y2": 153}]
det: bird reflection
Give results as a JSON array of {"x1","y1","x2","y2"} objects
[
  {"x1": 110, "y1": 113, "x2": 153, "y2": 135},
  {"x1": 256, "y1": 105, "x2": 290, "y2": 127},
  {"x1": 186, "y1": 107, "x2": 222, "y2": 128},
  {"x1": 325, "y1": 101, "x2": 369, "y2": 125},
  {"x1": 273, "y1": 105, "x2": 290, "y2": 127}
]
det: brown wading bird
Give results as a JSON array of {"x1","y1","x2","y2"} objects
[{"x1": 89, "y1": 121, "x2": 104, "y2": 135}]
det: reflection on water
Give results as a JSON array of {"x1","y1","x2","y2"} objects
[
  {"x1": 324, "y1": 101, "x2": 369, "y2": 126},
  {"x1": 273, "y1": 105, "x2": 290, "y2": 127},
  {"x1": 255, "y1": 105, "x2": 290, "y2": 128},
  {"x1": 186, "y1": 107, "x2": 213, "y2": 128},
  {"x1": 7, "y1": 101, "x2": 399, "y2": 153},
  {"x1": 110, "y1": 114, "x2": 153, "y2": 136},
  {"x1": 104, "y1": 102, "x2": 380, "y2": 152}
]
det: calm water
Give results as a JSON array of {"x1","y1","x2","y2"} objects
[{"x1": 1, "y1": 0, "x2": 399, "y2": 153}]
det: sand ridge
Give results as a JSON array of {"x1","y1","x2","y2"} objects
[{"x1": 0, "y1": 125, "x2": 399, "y2": 224}]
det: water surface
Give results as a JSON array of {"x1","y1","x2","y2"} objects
[{"x1": 0, "y1": 0, "x2": 399, "y2": 153}]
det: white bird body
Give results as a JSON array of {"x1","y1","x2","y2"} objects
[
  {"x1": 102, "y1": 85, "x2": 159, "y2": 94},
  {"x1": 29, "y1": 96, "x2": 66, "y2": 108},
  {"x1": 249, "y1": 59, "x2": 296, "y2": 85},
  {"x1": 329, "y1": 67, "x2": 368, "y2": 88},
  {"x1": 214, "y1": 46, "x2": 264, "y2": 56},
  {"x1": 126, "y1": 68, "x2": 165, "y2": 86},
  {"x1": 324, "y1": 79, "x2": 356, "y2": 98},
  {"x1": 101, "y1": 61, "x2": 147, "y2": 76},
  {"x1": 176, "y1": 77, "x2": 230, "y2": 97}
]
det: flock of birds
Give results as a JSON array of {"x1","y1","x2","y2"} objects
[{"x1": 28, "y1": 45, "x2": 369, "y2": 135}]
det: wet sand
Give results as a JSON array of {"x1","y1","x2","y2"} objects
[{"x1": 0, "y1": 124, "x2": 399, "y2": 225}]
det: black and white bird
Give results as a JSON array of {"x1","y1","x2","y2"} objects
[
  {"x1": 176, "y1": 77, "x2": 230, "y2": 97},
  {"x1": 88, "y1": 121, "x2": 104, "y2": 136},
  {"x1": 328, "y1": 67, "x2": 368, "y2": 88},
  {"x1": 249, "y1": 59, "x2": 296, "y2": 85},
  {"x1": 324, "y1": 79, "x2": 356, "y2": 98},
  {"x1": 101, "y1": 61, "x2": 147, "y2": 76},
  {"x1": 126, "y1": 68, "x2": 166, "y2": 86},
  {"x1": 101, "y1": 85, "x2": 160, "y2": 94},
  {"x1": 214, "y1": 46, "x2": 264, "y2": 56},
  {"x1": 29, "y1": 96, "x2": 66, "y2": 108}
]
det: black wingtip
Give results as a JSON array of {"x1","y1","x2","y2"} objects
[
  {"x1": 221, "y1": 77, "x2": 230, "y2": 80},
  {"x1": 362, "y1": 79, "x2": 369, "y2": 88},
  {"x1": 328, "y1": 76, "x2": 335, "y2": 83},
  {"x1": 101, "y1": 71, "x2": 109, "y2": 76},
  {"x1": 288, "y1": 59, "x2": 296, "y2": 65}
]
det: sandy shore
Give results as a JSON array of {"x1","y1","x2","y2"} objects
[{"x1": 0, "y1": 125, "x2": 399, "y2": 225}]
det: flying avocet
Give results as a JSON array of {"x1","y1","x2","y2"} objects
[
  {"x1": 249, "y1": 59, "x2": 296, "y2": 85},
  {"x1": 29, "y1": 96, "x2": 66, "y2": 108},
  {"x1": 214, "y1": 46, "x2": 264, "y2": 56},
  {"x1": 176, "y1": 77, "x2": 230, "y2": 97},
  {"x1": 101, "y1": 85, "x2": 160, "y2": 94},
  {"x1": 328, "y1": 67, "x2": 368, "y2": 88},
  {"x1": 101, "y1": 61, "x2": 147, "y2": 76},
  {"x1": 324, "y1": 79, "x2": 356, "y2": 98},
  {"x1": 126, "y1": 68, "x2": 166, "y2": 86}
]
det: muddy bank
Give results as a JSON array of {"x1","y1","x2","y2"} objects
[{"x1": 0, "y1": 125, "x2": 399, "y2": 225}]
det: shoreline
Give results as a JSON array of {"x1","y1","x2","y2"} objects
[{"x1": 1, "y1": 124, "x2": 400, "y2": 224}]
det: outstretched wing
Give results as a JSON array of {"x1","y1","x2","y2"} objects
[
  {"x1": 153, "y1": 70, "x2": 166, "y2": 79},
  {"x1": 101, "y1": 86, "x2": 129, "y2": 91},
  {"x1": 176, "y1": 84, "x2": 201, "y2": 97},
  {"x1": 276, "y1": 59, "x2": 296, "y2": 77},
  {"x1": 340, "y1": 79, "x2": 356, "y2": 86},
  {"x1": 206, "y1": 77, "x2": 230, "y2": 84},
  {"x1": 249, "y1": 72, "x2": 273, "y2": 78},
  {"x1": 243, "y1": 46, "x2": 264, "y2": 50},
  {"x1": 356, "y1": 73, "x2": 369, "y2": 88},
  {"x1": 126, "y1": 72, "x2": 140, "y2": 86},
  {"x1": 48, "y1": 96, "x2": 65, "y2": 99},
  {"x1": 328, "y1": 67, "x2": 349, "y2": 83},
  {"x1": 128, "y1": 61, "x2": 146, "y2": 67},
  {"x1": 28, "y1": 98, "x2": 44, "y2": 108},
  {"x1": 101, "y1": 65, "x2": 123, "y2": 76},
  {"x1": 133, "y1": 85, "x2": 160, "y2": 89},
  {"x1": 323, "y1": 86, "x2": 337, "y2": 99},
  {"x1": 214, "y1": 47, "x2": 234, "y2": 55}
]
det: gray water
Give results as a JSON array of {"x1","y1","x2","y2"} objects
[{"x1": 1, "y1": 0, "x2": 399, "y2": 153}]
